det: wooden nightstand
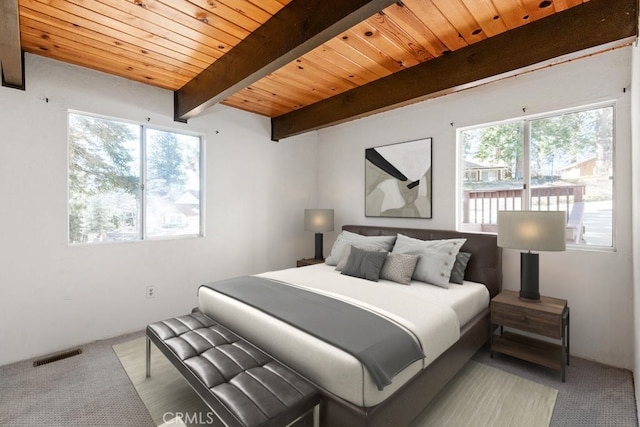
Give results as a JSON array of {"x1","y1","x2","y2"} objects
[
  {"x1": 491, "y1": 290, "x2": 570, "y2": 381},
  {"x1": 296, "y1": 258, "x2": 325, "y2": 267}
]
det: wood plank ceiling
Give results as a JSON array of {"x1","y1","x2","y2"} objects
[{"x1": 6, "y1": 0, "x2": 639, "y2": 139}]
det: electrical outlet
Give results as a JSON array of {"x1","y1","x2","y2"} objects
[{"x1": 146, "y1": 286, "x2": 156, "y2": 299}]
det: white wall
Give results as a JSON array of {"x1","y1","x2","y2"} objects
[
  {"x1": 0, "y1": 55, "x2": 318, "y2": 366},
  {"x1": 314, "y1": 48, "x2": 635, "y2": 369},
  {"x1": 0, "y1": 48, "x2": 634, "y2": 370},
  {"x1": 631, "y1": 36, "x2": 640, "y2": 417}
]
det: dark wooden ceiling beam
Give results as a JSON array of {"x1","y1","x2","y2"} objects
[
  {"x1": 271, "y1": 0, "x2": 638, "y2": 141},
  {"x1": 174, "y1": 0, "x2": 398, "y2": 121},
  {"x1": 0, "y1": 0, "x2": 24, "y2": 90}
]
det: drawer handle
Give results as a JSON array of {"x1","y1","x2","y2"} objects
[{"x1": 521, "y1": 315, "x2": 526, "y2": 321}]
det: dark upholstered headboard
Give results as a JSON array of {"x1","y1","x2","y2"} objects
[{"x1": 342, "y1": 225, "x2": 502, "y2": 298}]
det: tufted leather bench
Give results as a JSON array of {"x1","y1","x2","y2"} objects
[{"x1": 146, "y1": 310, "x2": 320, "y2": 427}]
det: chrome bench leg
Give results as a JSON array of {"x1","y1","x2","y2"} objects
[
  {"x1": 285, "y1": 403, "x2": 320, "y2": 427},
  {"x1": 313, "y1": 403, "x2": 320, "y2": 427},
  {"x1": 145, "y1": 336, "x2": 151, "y2": 378}
]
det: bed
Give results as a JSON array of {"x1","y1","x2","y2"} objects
[{"x1": 198, "y1": 225, "x2": 502, "y2": 427}]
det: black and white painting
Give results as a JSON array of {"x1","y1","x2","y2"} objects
[{"x1": 365, "y1": 138, "x2": 432, "y2": 218}]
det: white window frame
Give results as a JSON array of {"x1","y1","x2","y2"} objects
[
  {"x1": 457, "y1": 101, "x2": 616, "y2": 250},
  {"x1": 67, "y1": 111, "x2": 205, "y2": 244}
]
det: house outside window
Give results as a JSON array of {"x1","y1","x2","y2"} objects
[
  {"x1": 458, "y1": 104, "x2": 614, "y2": 248},
  {"x1": 68, "y1": 112, "x2": 203, "y2": 244}
]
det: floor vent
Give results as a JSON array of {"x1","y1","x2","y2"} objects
[{"x1": 33, "y1": 348, "x2": 83, "y2": 367}]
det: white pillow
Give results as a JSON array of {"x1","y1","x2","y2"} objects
[
  {"x1": 391, "y1": 233, "x2": 466, "y2": 288},
  {"x1": 325, "y1": 230, "x2": 396, "y2": 266}
]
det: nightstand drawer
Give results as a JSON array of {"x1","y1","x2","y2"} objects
[{"x1": 492, "y1": 301, "x2": 563, "y2": 338}]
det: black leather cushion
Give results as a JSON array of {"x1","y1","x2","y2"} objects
[{"x1": 147, "y1": 311, "x2": 319, "y2": 427}]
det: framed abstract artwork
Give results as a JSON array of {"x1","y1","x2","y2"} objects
[{"x1": 365, "y1": 138, "x2": 432, "y2": 218}]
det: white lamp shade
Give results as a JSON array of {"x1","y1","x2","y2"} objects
[
  {"x1": 304, "y1": 209, "x2": 334, "y2": 232},
  {"x1": 497, "y1": 210, "x2": 566, "y2": 252}
]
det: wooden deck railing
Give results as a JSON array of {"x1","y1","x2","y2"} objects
[{"x1": 462, "y1": 184, "x2": 585, "y2": 226}]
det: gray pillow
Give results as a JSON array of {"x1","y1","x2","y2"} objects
[
  {"x1": 335, "y1": 245, "x2": 383, "y2": 271},
  {"x1": 340, "y1": 246, "x2": 388, "y2": 282},
  {"x1": 449, "y1": 252, "x2": 472, "y2": 284},
  {"x1": 392, "y1": 233, "x2": 466, "y2": 288},
  {"x1": 380, "y1": 253, "x2": 419, "y2": 285},
  {"x1": 325, "y1": 230, "x2": 396, "y2": 266}
]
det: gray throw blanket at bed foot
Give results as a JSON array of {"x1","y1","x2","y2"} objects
[{"x1": 201, "y1": 276, "x2": 425, "y2": 390}]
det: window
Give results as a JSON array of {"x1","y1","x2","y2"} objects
[
  {"x1": 68, "y1": 112, "x2": 202, "y2": 244},
  {"x1": 459, "y1": 104, "x2": 614, "y2": 247}
]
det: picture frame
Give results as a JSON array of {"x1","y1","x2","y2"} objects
[{"x1": 365, "y1": 138, "x2": 432, "y2": 218}]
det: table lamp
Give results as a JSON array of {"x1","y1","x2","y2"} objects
[
  {"x1": 497, "y1": 210, "x2": 566, "y2": 301},
  {"x1": 304, "y1": 209, "x2": 334, "y2": 260}
]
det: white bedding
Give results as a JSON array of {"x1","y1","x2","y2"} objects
[{"x1": 198, "y1": 263, "x2": 489, "y2": 407}]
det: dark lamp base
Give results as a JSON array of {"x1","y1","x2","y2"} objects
[
  {"x1": 314, "y1": 233, "x2": 324, "y2": 260},
  {"x1": 520, "y1": 252, "x2": 540, "y2": 302}
]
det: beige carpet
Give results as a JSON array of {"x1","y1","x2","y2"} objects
[
  {"x1": 411, "y1": 359, "x2": 557, "y2": 427},
  {"x1": 114, "y1": 337, "x2": 557, "y2": 427},
  {"x1": 113, "y1": 337, "x2": 218, "y2": 427}
]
